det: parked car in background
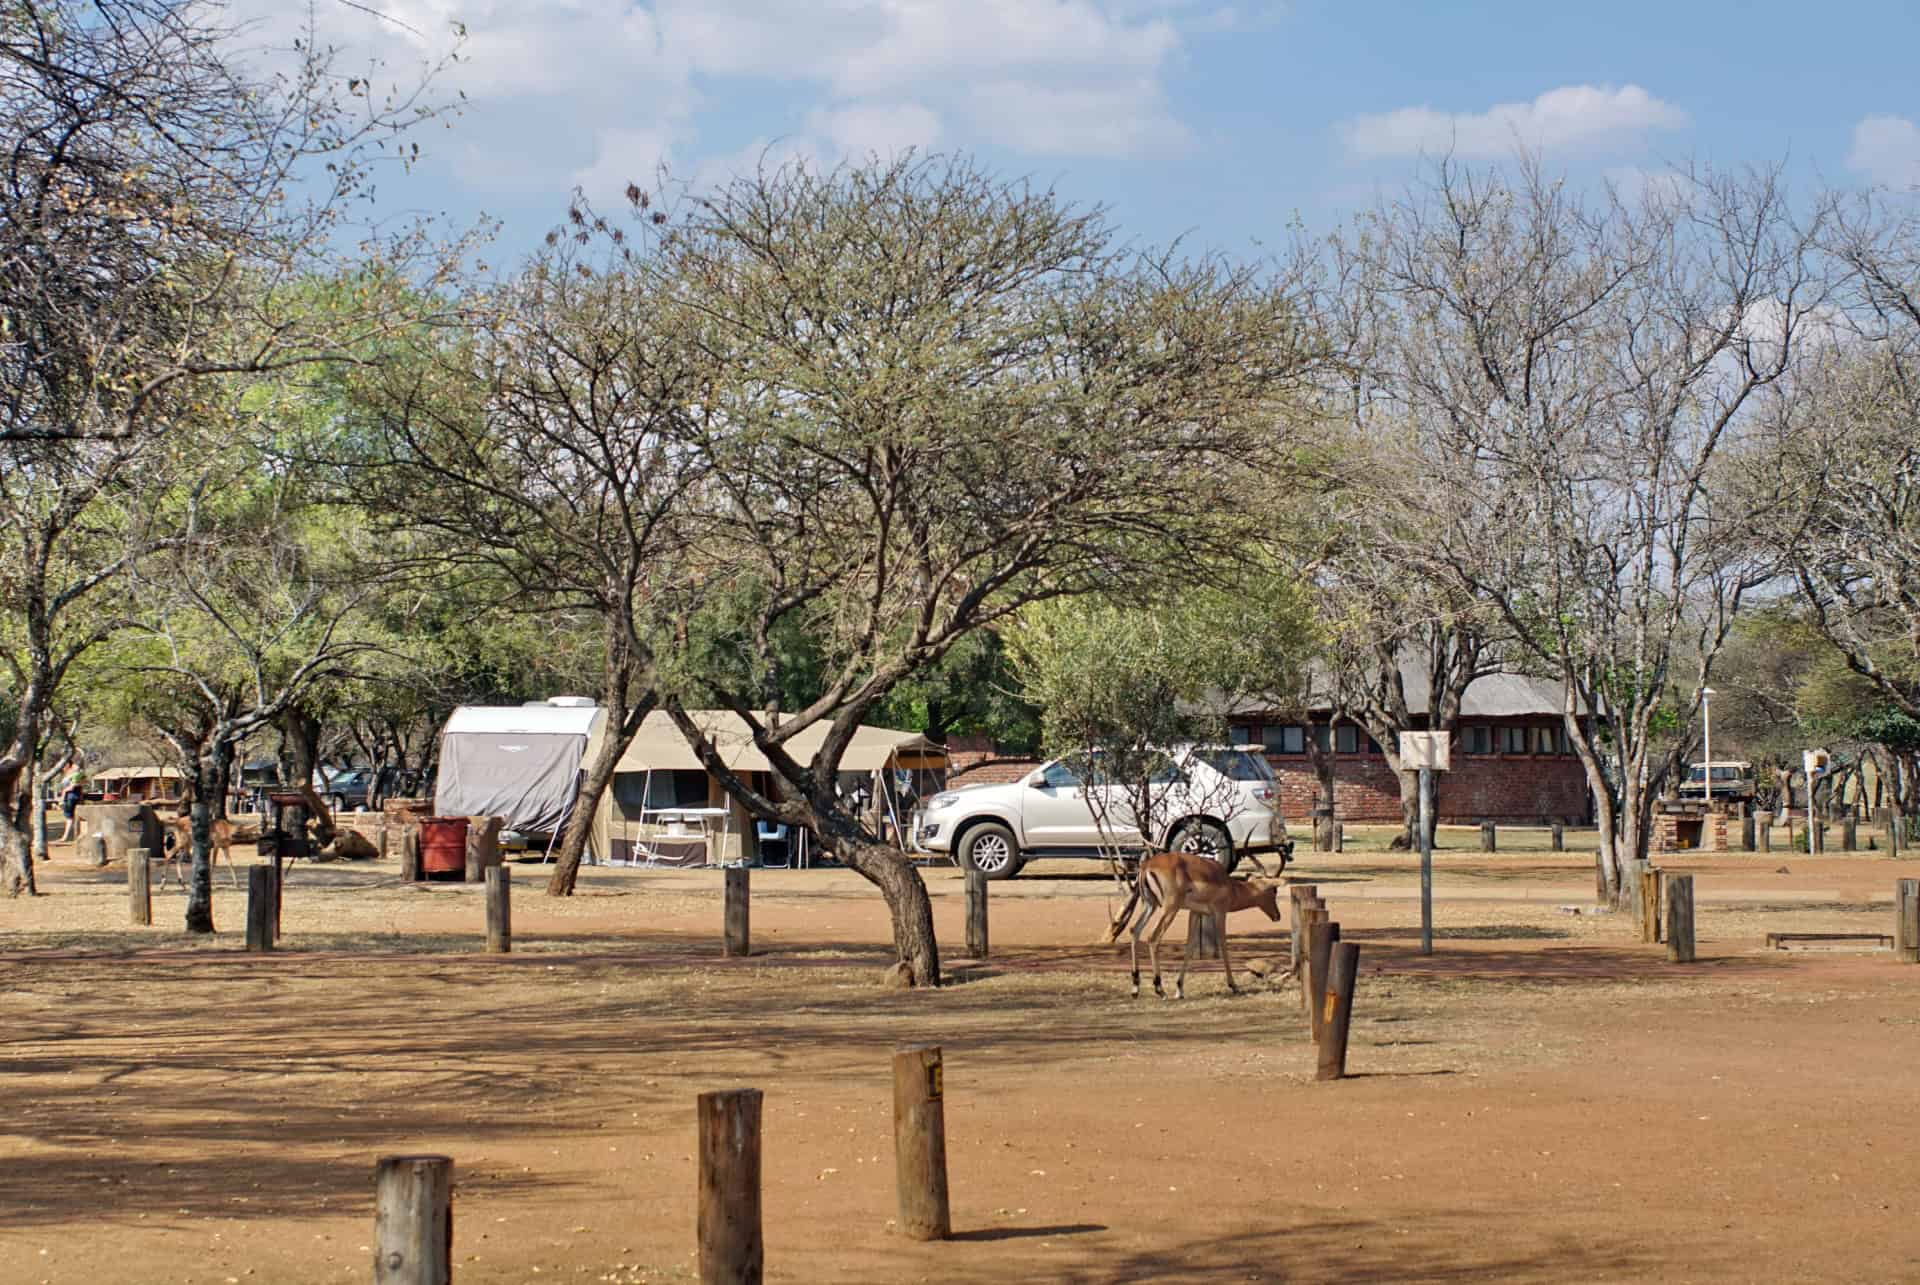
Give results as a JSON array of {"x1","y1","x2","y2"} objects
[
  {"x1": 1677, "y1": 761, "x2": 1755, "y2": 804},
  {"x1": 912, "y1": 744, "x2": 1290, "y2": 879},
  {"x1": 317, "y1": 767, "x2": 376, "y2": 813}
]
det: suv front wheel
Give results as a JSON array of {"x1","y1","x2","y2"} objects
[
  {"x1": 958, "y1": 821, "x2": 1022, "y2": 880},
  {"x1": 1171, "y1": 819, "x2": 1240, "y2": 874}
]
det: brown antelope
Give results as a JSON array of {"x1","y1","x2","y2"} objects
[
  {"x1": 159, "y1": 814, "x2": 240, "y2": 889},
  {"x1": 1127, "y1": 851, "x2": 1282, "y2": 999}
]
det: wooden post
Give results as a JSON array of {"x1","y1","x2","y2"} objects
[
  {"x1": 1295, "y1": 906, "x2": 1325, "y2": 1001},
  {"x1": 380, "y1": 823, "x2": 392, "y2": 861},
  {"x1": 1891, "y1": 813, "x2": 1905, "y2": 859},
  {"x1": 1814, "y1": 821, "x2": 1827, "y2": 854},
  {"x1": 128, "y1": 847, "x2": 151, "y2": 926},
  {"x1": 723, "y1": 866, "x2": 750, "y2": 958},
  {"x1": 1331, "y1": 820, "x2": 1344, "y2": 854},
  {"x1": 1843, "y1": 818, "x2": 1858, "y2": 852},
  {"x1": 1665, "y1": 874, "x2": 1696, "y2": 963},
  {"x1": 485, "y1": 866, "x2": 511, "y2": 953},
  {"x1": 400, "y1": 826, "x2": 422, "y2": 882},
  {"x1": 1316, "y1": 941, "x2": 1361, "y2": 1081},
  {"x1": 1307, "y1": 919, "x2": 1339, "y2": 1042},
  {"x1": 245, "y1": 865, "x2": 275, "y2": 952},
  {"x1": 964, "y1": 869, "x2": 988, "y2": 959},
  {"x1": 1288, "y1": 887, "x2": 1316, "y2": 976},
  {"x1": 1741, "y1": 812, "x2": 1756, "y2": 852},
  {"x1": 1896, "y1": 879, "x2": 1919, "y2": 965},
  {"x1": 1186, "y1": 909, "x2": 1222, "y2": 960},
  {"x1": 373, "y1": 1154, "x2": 453, "y2": 1285},
  {"x1": 1756, "y1": 811, "x2": 1772, "y2": 853},
  {"x1": 1480, "y1": 820, "x2": 1496, "y2": 853},
  {"x1": 80, "y1": 832, "x2": 106, "y2": 867},
  {"x1": 1626, "y1": 859, "x2": 1648, "y2": 932},
  {"x1": 1550, "y1": 822, "x2": 1564, "y2": 852},
  {"x1": 697, "y1": 1089, "x2": 764, "y2": 1283},
  {"x1": 268, "y1": 861, "x2": 283, "y2": 944},
  {"x1": 891, "y1": 1046, "x2": 950, "y2": 1241},
  {"x1": 1639, "y1": 867, "x2": 1663, "y2": 945}
]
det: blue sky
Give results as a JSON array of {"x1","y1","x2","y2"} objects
[{"x1": 254, "y1": 0, "x2": 1920, "y2": 259}]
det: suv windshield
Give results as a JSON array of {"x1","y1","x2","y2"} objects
[{"x1": 1194, "y1": 749, "x2": 1274, "y2": 783}]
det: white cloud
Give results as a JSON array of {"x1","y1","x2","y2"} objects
[
  {"x1": 1338, "y1": 84, "x2": 1688, "y2": 161},
  {"x1": 1847, "y1": 115, "x2": 1920, "y2": 188},
  {"x1": 806, "y1": 102, "x2": 943, "y2": 159}
]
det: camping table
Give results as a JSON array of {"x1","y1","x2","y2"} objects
[{"x1": 640, "y1": 807, "x2": 732, "y2": 866}]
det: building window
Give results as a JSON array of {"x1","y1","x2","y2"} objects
[
  {"x1": 1262, "y1": 724, "x2": 1306, "y2": 755},
  {"x1": 1463, "y1": 726, "x2": 1492, "y2": 755},
  {"x1": 1499, "y1": 726, "x2": 1530, "y2": 755},
  {"x1": 1556, "y1": 725, "x2": 1574, "y2": 755},
  {"x1": 1311, "y1": 722, "x2": 1331, "y2": 752},
  {"x1": 1334, "y1": 724, "x2": 1361, "y2": 755},
  {"x1": 1533, "y1": 726, "x2": 1557, "y2": 755}
]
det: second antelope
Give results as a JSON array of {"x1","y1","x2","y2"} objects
[{"x1": 1127, "y1": 851, "x2": 1282, "y2": 999}]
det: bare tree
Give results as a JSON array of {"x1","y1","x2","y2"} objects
[
  {"x1": 646, "y1": 155, "x2": 1326, "y2": 985},
  {"x1": 359, "y1": 215, "x2": 714, "y2": 896},
  {"x1": 0, "y1": 0, "x2": 460, "y2": 893},
  {"x1": 1345, "y1": 156, "x2": 1826, "y2": 900}
]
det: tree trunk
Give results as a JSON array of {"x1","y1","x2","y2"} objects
[
  {"x1": 184, "y1": 740, "x2": 234, "y2": 934},
  {"x1": 0, "y1": 810, "x2": 37, "y2": 897},
  {"x1": 30, "y1": 764, "x2": 50, "y2": 867},
  {"x1": 834, "y1": 837, "x2": 941, "y2": 986},
  {"x1": 546, "y1": 686, "x2": 655, "y2": 896}
]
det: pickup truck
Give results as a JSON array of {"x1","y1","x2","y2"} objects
[{"x1": 913, "y1": 745, "x2": 1291, "y2": 879}]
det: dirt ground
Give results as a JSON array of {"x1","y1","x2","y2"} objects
[{"x1": 5, "y1": 824, "x2": 1920, "y2": 1283}]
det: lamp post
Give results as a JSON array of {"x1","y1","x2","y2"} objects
[{"x1": 1701, "y1": 687, "x2": 1715, "y2": 806}]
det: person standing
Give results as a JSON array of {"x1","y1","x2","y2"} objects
[{"x1": 57, "y1": 768, "x2": 84, "y2": 844}]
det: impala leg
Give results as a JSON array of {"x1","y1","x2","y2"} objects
[
  {"x1": 1128, "y1": 887, "x2": 1160, "y2": 998},
  {"x1": 1217, "y1": 913, "x2": 1239, "y2": 995},
  {"x1": 1147, "y1": 902, "x2": 1183, "y2": 999}
]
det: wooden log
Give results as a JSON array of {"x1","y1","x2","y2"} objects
[
  {"x1": 245, "y1": 865, "x2": 275, "y2": 952},
  {"x1": 1316, "y1": 941, "x2": 1362, "y2": 1081},
  {"x1": 723, "y1": 866, "x2": 750, "y2": 958},
  {"x1": 380, "y1": 823, "x2": 392, "y2": 861},
  {"x1": 1480, "y1": 820, "x2": 1496, "y2": 853},
  {"x1": 1626, "y1": 859, "x2": 1648, "y2": 931},
  {"x1": 1756, "y1": 811, "x2": 1772, "y2": 854},
  {"x1": 485, "y1": 866, "x2": 511, "y2": 953},
  {"x1": 269, "y1": 861, "x2": 283, "y2": 943},
  {"x1": 1843, "y1": 818, "x2": 1858, "y2": 852},
  {"x1": 964, "y1": 869, "x2": 988, "y2": 959},
  {"x1": 891, "y1": 1046, "x2": 951, "y2": 1242},
  {"x1": 1665, "y1": 874, "x2": 1696, "y2": 963},
  {"x1": 465, "y1": 814, "x2": 504, "y2": 882},
  {"x1": 127, "y1": 847, "x2": 151, "y2": 926},
  {"x1": 1550, "y1": 822, "x2": 1564, "y2": 852},
  {"x1": 1186, "y1": 909, "x2": 1222, "y2": 960},
  {"x1": 1307, "y1": 919, "x2": 1339, "y2": 1043},
  {"x1": 1295, "y1": 907, "x2": 1325, "y2": 1007},
  {"x1": 1896, "y1": 879, "x2": 1920, "y2": 965},
  {"x1": 1639, "y1": 868, "x2": 1663, "y2": 945},
  {"x1": 1741, "y1": 813, "x2": 1756, "y2": 852},
  {"x1": 1288, "y1": 888, "x2": 1315, "y2": 976},
  {"x1": 1331, "y1": 820, "x2": 1344, "y2": 854},
  {"x1": 1891, "y1": 814, "x2": 1905, "y2": 859},
  {"x1": 1814, "y1": 821, "x2": 1827, "y2": 854},
  {"x1": 80, "y1": 832, "x2": 106, "y2": 867},
  {"x1": 698, "y1": 1088, "x2": 764, "y2": 1283},
  {"x1": 400, "y1": 826, "x2": 422, "y2": 882},
  {"x1": 374, "y1": 1154, "x2": 453, "y2": 1285}
]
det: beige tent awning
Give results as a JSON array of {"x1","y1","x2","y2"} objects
[{"x1": 604, "y1": 710, "x2": 943, "y2": 774}]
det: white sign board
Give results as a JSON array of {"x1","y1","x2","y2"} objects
[
  {"x1": 1400, "y1": 731, "x2": 1451, "y2": 772},
  {"x1": 1803, "y1": 748, "x2": 1830, "y2": 777}
]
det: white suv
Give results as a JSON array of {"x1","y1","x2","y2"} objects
[{"x1": 913, "y1": 745, "x2": 1291, "y2": 880}]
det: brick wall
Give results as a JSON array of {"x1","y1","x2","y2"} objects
[
  {"x1": 1253, "y1": 733, "x2": 1593, "y2": 824},
  {"x1": 946, "y1": 750, "x2": 1040, "y2": 788}
]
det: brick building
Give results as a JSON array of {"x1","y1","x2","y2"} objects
[
  {"x1": 941, "y1": 674, "x2": 1594, "y2": 828},
  {"x1": 1228, "y1": 671, "x2": 1594, "y2": 825}
]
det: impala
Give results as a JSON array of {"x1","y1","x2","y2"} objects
[
  {"x1": 1127, "y1": 851, "x2": 1282, "y2": 999},
  {"x1": 159, "y1": 814, "x2": 240, "y2": 889}
]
